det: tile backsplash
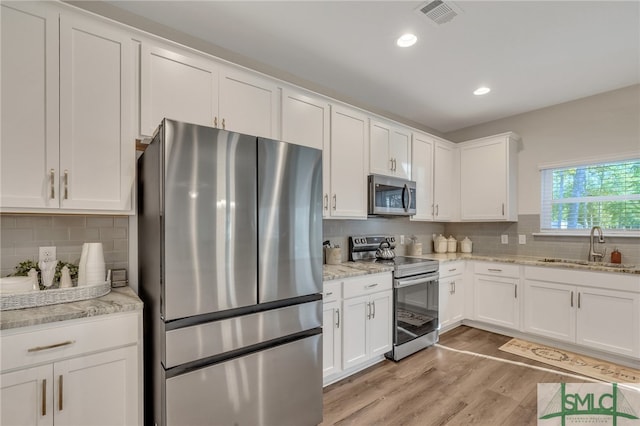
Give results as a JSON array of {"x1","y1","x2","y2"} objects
[{"x1": 0, "y1": 214, "x2": 129, "y2": 277}]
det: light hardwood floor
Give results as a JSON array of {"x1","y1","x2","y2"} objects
[{"x1": 322, "y1": 326, "x2": 589, "y2": 425}]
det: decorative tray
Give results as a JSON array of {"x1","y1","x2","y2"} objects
[{"x1": 1, "y1": 281, "x2": 111, "y2": 311}]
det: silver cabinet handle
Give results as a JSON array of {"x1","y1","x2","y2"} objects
[
  {"x1": 366, "y1": 302, "x2": 371, "y2": 319},
  {"x1": 570, "y1": 291, "x2": 574, "y2": 307},
  {"x1": 63, "y1": 170, "x2": 69, "y2": 200},
  {"x1": 42, "y1": 379, "x2": 47, "y2": 416},
  {"x1": 222, "y1": 118, "x2": 226, "y2": 130},
  {"x1": 366, "y1": 283, "x2": 378, "y2": 289},
  {"x1": 28, "y1": 340, "x2": 75, "y2": 353},
  {"x1": 336, "y1": 308, "x2": 340, "y2": 328},
  {"x1": 448, "y1": 268, "x2": 457, "y2": 273},
  {"x1": 435, "y1": 204, "x2": 439, "y2": 216},
  {"x1": 514, "y1": 284, "x2": 518, "y2": 298},
  {"x1": 332, "y1": 194, "x2": 337, "y2": 210},
  {"x1": 578, "y1": 292, "x2": 581, "y2": 309},
  {"x1": 372, "y1": 301, "x2": 376, "y2": 319},
  {"x1": 488, "y1": 268, "x2": 503, "y2": 273},
  {"x1": 325, "y1": 291, "x2": 333, "y2": 296},
  {"x1": 58, "y1": 375, "x2": 63, "y2": 411},
  {"x1": 390, "y1": 158, "x2": 394, "y2": 171},
  {"x1": 214, "y1": 116, "x2": 218, "y2": 127},
  {"x1": 502, "y1": 203, "x2": 505, "y2": 216},
  {"x1": 323, "y1": 194, "x2": 328, "y2": 211},
  {"x1": 431, "y1": 204, "x2": 435, "y2": 216},
  {"x1": 49, "y1": 169, "x2": 55, "y2": 199}
]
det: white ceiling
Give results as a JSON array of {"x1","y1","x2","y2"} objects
[{"x1": 102, "y1": 1, "x2": 640, "y2": 133}]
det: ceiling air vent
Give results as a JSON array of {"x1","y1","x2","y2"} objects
[{"x1": 416, "y1": 0, "x2": 464, "y2": 25}]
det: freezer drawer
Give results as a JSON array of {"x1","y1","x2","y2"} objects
[
  {"x1": 164, "y1": 301, "x2": 321, "y2": 368},
  {"x1": 166, "y1": 334, "x2": 322, "y2": 426}
]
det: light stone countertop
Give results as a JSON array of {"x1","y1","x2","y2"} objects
[
  {"x1": 0, "y1": 286, "x2": 143, "y2": 331},
  {"x1": 323, "y1": 253, "x2": 639, "y2": 281},
  {"x1": 323, "y1": 262, "x2": 394, "y2": 281}
]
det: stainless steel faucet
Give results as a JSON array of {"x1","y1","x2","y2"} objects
[{"x1": 589, "y1": 226, "x2": 606, "y2": 262}]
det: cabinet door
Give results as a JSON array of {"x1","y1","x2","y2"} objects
[
  {"x1": 449, "y1": 277, "x2": 465, "y2": 324},
  {"x1": 460, "y1": 138, "x2": 507, "y2": 220},
  {"x1": 54, "y1": 345, "x2": 138, "y2": 426},
  {"x1": 322, "y1": 300, "x2": 342, "y2": 378},
  {"x1": 410, "y1": 133, "x2": 434, "y2": 221},
  {"x1": 368, "y1": 291, "x2": 392, "y2": 358},
  {"x1": 140, "y1": 44, "x2": 218, "y2": 136},
  {"x1": 1, "y1": 2, "x2": 59, "y2": 209},
  {"x1": 369, "y1": 120, "x2": 392, "y2": 176},
  {"x1": 576, "y1": 287, "x2": 640, "y2": 358},
  {"x1": 342, "y1": 295, "x2": 369, "y2": 370},
  {"x1": 523, "y1": 280, "x2": 575, "y2": 343},
  {"x1": 390, "y1": 127, "x2": 411, "y2": 180},
  {"x1": 219, "y1": 68, "x2": 279, "y2": 139},
  {"x1": 474, "y1": 275, "x2": 520, "y2": 329},
  {"x1": 433, "y1": 142, "x2": 457, "y2": 221},
  {"x1": 0, "y1": 365, "x2": 53, "y2": 426},
  {"x1": 439, "y1": 277, "x2": 453, "y2": 329},
  {"x1": 59, "y1": 14, "x2": 134, "y2": 211},
  {"x1": 329, "y1": 105, "x2": 368, "y2": 218}
]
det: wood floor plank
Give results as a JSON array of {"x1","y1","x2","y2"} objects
[{"x1": 322, "y1": 326, "x2": 590, "y2": 426}]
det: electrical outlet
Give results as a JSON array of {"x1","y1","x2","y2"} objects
[
  {"x1": 518, "y1": 234, "x2": 526, "y2": 244},
  {"x1": 400, "y1": 235, "x2": 405, "y2": 245},
  {"x1": 39, "y1": 246, "x2": 56, "y2": 262},
  {"x1": 501, "y1": 235, "x2": 509, "y2": 244}
]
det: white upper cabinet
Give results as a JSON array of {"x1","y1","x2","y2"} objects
[
  {"x1": 369, "y1": 120, "x2": 411, "y2": 179},
  {"x1": 433, "y1": 140, "x2": 459, "y2": 221},
  {"x1": 410, "y1": 133, "x2": 458, "y2": 222},
  {"x1": 59, "y1": 13, "x2": 134, "y2": 211},
  {"x1": 328, "y1": 105, "x2": 368, "y2": 219},
  {"x1": 281, "y1": 88, "x2": 329, "y2": 151},
  {"x1": 1, "y1": 2, "x2": 59, "y2": 209},
  {"x1": 141, "y1": 41, "x2": 279, "y2": 139},
  {"x1": 410, "y1": 132, "x2": 434, "y2": 221},
  {"x1": 459, "y1": 132, "x2": 520, "y2": 221},
  {"x1": 140, "y1": 44, "x2": 218, "y2": 136},
  {"x1": 1, "y1": 2, "x2": 134, "y2": 213}
]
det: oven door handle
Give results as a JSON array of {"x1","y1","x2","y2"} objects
[{"x1": 394, "y1": 275, "x2": 438, "y2": 289}]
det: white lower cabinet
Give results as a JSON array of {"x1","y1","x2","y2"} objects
[
  {"x1": 472, "y1": 262, "x2": 520, "y2": 330},
  {"x1": 438, "y1": 261, "x2": 465, "y2": 331},
  {"x1": 322, "y1": 272, "x2": 392, "y2": 384},
  {"x1": 0, "y1": 312, "x2": 142, "y2": 425},
  {"x1": 524, "y1": 266, "x2": 640, "y2": 358}
]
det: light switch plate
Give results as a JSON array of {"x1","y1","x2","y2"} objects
[{"x1": 501, "y1": 235, "x2": 509, "y2": 244}]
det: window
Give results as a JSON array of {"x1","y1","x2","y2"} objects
[{"x1": 540, "y1": 157, "x2": 640, "y2": 233}]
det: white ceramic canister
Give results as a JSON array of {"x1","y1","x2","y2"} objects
[
  {"x1": 447, "y1": 236, "x2": 457, "y2": 253},
  {"x1": 434, "y1": 234, "x2": 447, "y2": 253},
  {"x1": 461, "y1": 237, "x2": 473, "y2": 253}
]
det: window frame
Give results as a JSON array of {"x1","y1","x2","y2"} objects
[{"x1": 538, "y1": 153, "x2": 640, "y2": 237}]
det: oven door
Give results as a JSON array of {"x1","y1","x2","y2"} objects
[{"x1": 393, "y1": 274, "x2": 439, "y2": 346}]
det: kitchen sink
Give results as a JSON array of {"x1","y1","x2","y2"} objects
[{"x1": 537, "y1": 258, "x2": 635, "y2": 269}]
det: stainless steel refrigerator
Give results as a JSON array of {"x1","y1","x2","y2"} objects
[{"x1": 137, "y1": 119, "x2": 323, "y2": 426}]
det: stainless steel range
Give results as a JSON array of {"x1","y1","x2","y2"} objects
[{"x1": 349, "y1": 236, "x2": 440, "y2": 361}]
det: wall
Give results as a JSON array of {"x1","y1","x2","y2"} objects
[
  {"x1": 323, "y1": 217, "x2": 444, "y2": 261},
  {"x1": 443, "y1": 85, "x2": 640, "y2": 265},
  {"x1": 0, "y1": 214, "x2": 129, "y2": 279},
  {"x1": 446, "y1": 84, "x2": 640, "y2": 214}
]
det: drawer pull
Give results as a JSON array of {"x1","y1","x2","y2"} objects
[
  {"x1": 42, "y1": 379, "x2": 47, "y2": 416},
  {"x1": 336, "y1": 309, "x2": 340, "y2": 328},
  {"x1": 366, "y1": 283, "x2": 379, "y2": 289},
  {"x1": 448, "y1": 268, "x2": 457, "y2": 273},
  {"x1": 488, "y1": 268, "x2": 503, "y2": 273},
  {"x1": 570, "y1": 291, "x2": 574, "y2": 307},
  {"x1": 325, "y1": 291, "x2": 333, "y2": 296},
  {"x1": 63, "y1": 169, "x2": 69, "y2": 200},
  {"x1": 49, "y1": 169, "x2": 55, "y2": 199},
  {"x1": 28, "y1": 340, "x2": 75, "y2": 353},
  {"x1": 58, "y1": 375, "x2": 63, "y2": 411}
]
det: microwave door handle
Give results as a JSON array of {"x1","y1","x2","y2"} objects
[{"x1": 406, "y1": 185, "x2": 412, "y2": 212}]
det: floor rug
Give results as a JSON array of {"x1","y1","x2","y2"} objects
[{"x1": 498, "y1": 338, "x2": 640, "y2": 383}]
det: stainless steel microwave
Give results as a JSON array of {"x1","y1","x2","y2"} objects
[{"x1": 368, "y1": 174, "x2": 416, "y2": 216}]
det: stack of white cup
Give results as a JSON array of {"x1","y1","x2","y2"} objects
[{"x1": 78, "y1": 243, "x2": 106, "y2": 286}]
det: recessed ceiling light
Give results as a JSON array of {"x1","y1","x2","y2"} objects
[
  {"x1": 474, "y1": 87, "x2": 491, "y2": 95},
  {"x1": 397, "y1": 33, "x2": 417, "y2": 47}
]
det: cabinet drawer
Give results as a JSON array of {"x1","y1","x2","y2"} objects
[
  {"x1": 439, "y1": 261, "x2": 465, "y2": 279},
  {"x1": 342, "y1": 273, "x2": 392, "y2": 299},
  {"x1": 1, "y1": 311, "x2": 140, "y2": 372},
  {"x1": 474, "y1": 261, "x2": 519, "y2": 278},
  {"x1": 323, "y1": 281, "x2": 341, "y2": 303}
]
